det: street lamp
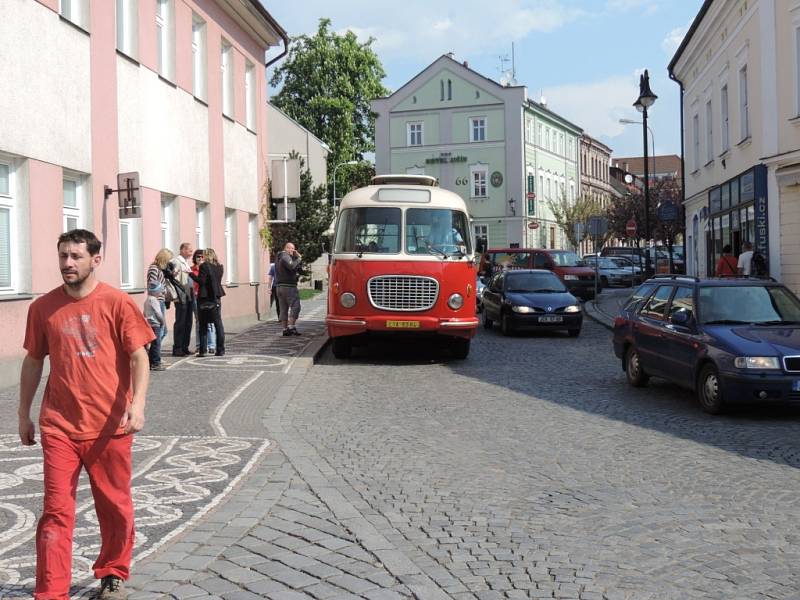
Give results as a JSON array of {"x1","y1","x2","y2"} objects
[
  {"x1": 632, "y1": 69, "x2": 657, "y2": 277},
  {"x1": 332, "y1": 160, "x2": 359, "y2": 213}
]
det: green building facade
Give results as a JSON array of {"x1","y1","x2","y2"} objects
[{"x1": 372, "y1": 55, "x2": 583, "y2": 250}]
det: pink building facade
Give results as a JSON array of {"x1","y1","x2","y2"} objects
[{"x1": 0, "y1": 0, "x2": 287, "y2": 386}]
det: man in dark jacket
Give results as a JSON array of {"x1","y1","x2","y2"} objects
[{"x1": 275, "y1": 242, "x2": 303, "y2": 336}]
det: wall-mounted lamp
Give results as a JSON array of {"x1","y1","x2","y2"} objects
[
  {"x1": 508, "y1": 197, "x2": 516, "y2": 216},
  {"x1": 721, "y1": 158, "x2": 726, "y2": 169}
]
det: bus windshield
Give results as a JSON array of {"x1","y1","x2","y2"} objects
[
  {"x1": 334, "y1": 207, "x2": 402, "y2": 254},
  {"x1": 406, "y1": 208, "x2": 471, "y2": 256}
]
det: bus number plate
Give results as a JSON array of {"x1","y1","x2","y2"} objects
[{"x1": 386, "y1": 320, "x2": 420, "y2": 329}]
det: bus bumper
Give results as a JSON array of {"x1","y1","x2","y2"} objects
[{"x1": 326, "y1": 316, "x2": 478, "y2": 339}]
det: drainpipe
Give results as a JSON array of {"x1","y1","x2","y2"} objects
[{"x1": 669, "y1": 70, "x2": 687, "y2": 269}]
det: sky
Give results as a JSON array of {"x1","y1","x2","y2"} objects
[{"x1": 264, "y1": 0, "x2": 704, "y2": 160}]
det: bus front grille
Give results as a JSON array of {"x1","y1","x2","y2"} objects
[{"x1": 368, "y1": 276, "x2": 439, "y2": 311}]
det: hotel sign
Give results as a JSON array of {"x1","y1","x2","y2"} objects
[{"x1": 425, "y1": 152, "x2": 468, "y2": 164}]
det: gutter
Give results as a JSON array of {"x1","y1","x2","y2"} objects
[
  {"x1": 668, "y1": 68, "x2": 688, "y2": 261},
  {"x1": 246, "y1": 0, "x2": 289, "y2": 68}
]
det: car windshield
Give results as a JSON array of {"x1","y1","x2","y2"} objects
[
  {"x1": 406, "y1": 208, "x2": 471, "y2": 256},
  {"x1": 505, "y1": 272, "x2": 566, "y2": 293},
  {"x1": 610, "y1": 257, "x2": 635, "y2": 268},
  {"x1": 698, "y1": 285, "x2": 800, "y2": 324},
  {"x1": 334, "y1": 207, "x2": 401, "y2": 254},
  {"x1": 550, "y1": 252, "x2": 583, "y2": 267},
  {"x1": 592, "y1": 258, "x2": 619, "y2": 269}
]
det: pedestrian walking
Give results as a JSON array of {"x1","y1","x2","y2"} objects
[
  {"x1": 738, "y1": 241, "x2": 754, "y2": 276},
  {"x1": 715, "y1": 245, "x2": 738, "y2": 277},
  {"x1": 190, "y1": 249, "x2": 216, "y2": 354},
  {"x1": 146, "y1": 249, "x2": 172, "y2": 366},
  {"x1": 196, "y1": 248, "x2": 225, "y2": 357},
  {"x1": 18, "y1": 229, "x2": 154, "y2": 600},
  {"x1": 143, "y1": 281, "x2": 167, "y2": 371},
  {"x1": 276, "y1": 242, "x2": 302, "y2": 336},
  {"x1": 171, "y1": 242, "x2": 194, "y2": 356},
  {"x1": 266, "y1": 261, "x2": 280, "y2": 320}
]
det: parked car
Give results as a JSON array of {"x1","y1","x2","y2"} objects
[
  {"x1": 476, "y1": 274, "x2": 486, "y2": 313},
  {"x1": 606, "y1": 256, "x2": 644, "y2": 284},
  {"x1": 584, "y1": 257, "x2": 637, "y2": 288},
  {"x1": 613, "y1": 275, "x2": 800, "y2": 414},
  {"x1": 481, "y1": 248, "x2": 598, "y2": 300},
  {"x1": 482, "y1": 269, "x2": 582, "y2": 336}
]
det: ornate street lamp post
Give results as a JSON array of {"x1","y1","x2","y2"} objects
[{"x1": 633, "y1": 70, "x2": 657, "y2": 277}]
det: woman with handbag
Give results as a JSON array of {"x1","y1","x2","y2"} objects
[
  {"x1": 190, "y1": 249, "x2": 216, "y2": 354},
  {"x1": 196, "y1": 248, "x2": 225, "y2": 357},
  {"x1": 146, "y1": 248, "x2": 173, "y2": 368}
]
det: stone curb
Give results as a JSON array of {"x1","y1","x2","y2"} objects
[{"x1": 584, "y1": 299, "x2": 614, "y2": 331}]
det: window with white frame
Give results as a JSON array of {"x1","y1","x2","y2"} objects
[
  {"x1": 156, "y1": 0, "x2": 175, "y2": 80},
  {"x1": 721, "y1": 84, "x2": 730, "y2": 152},
  {"x1": 470, "y1": 117, "x2": 486, "y2": 142},
  {"x1": 559, "y1": 133, "x2": 564, "y2": 156},
  {"x1": 537, "y1": 123, "x2": 543, "y2": 145},
  {"x1": 60, "y1": 0, "x2": 90, "y2": 31},
  {"x1": 224, "y1": 209, "x2": 236, "y2": 283},
  {"x1": 115, "y1": 0, "x2": 137, "y2": 58},
  {"x1": 545, "y1": 128, "x2": 550, "y2": 151},
  {"x1": 248, "y1": 214, "x2": 259, "y2": 283},
  {"x1": 692, "y1": 114, "x2": 700, "y2": 171},
  {"x1": 569, "y1": 180, "x2": 575, "y2": 202},
  {"x1": 245, "y1": 61, "x2": 256, "y2": 130},
  {"x1": 221, "y1": 40, "x2": 234, "y2": 118},
  {"x1": 192, "y1": 13, "x2": 207, "y2": 101},
  {"x1": 196, "y1": 202, "x2": 207, "y2": 249},
  {"x1": 119, "y1": 220, "x2": 133, "y2": 288},
  {"x1": 160, "y1": 195, "x2": 176, "y2": 250},
  {"x1": 739, "y1": 65, "x2": 749, "y2": 140},
  {"x1": 526, "y1": 118, "x2": 534, "y2": 144},
  {"x1": 407, "y1": 122, "x2": 423, "y2": 146},
  {"x1": 470, "y1": 165, "x2": 488, "y2": 198},
  {"x1": 546, "y1": 178, "x2": 551, "y2": 200},
  {"x1": 473, "y1": 224, "x2": 488, "y2": 248},
  {"x1": 539, "y1": 174, "x2": 544, "y2": 200},
  {"x1": 0, "y1": 160, "x2": 14, "y2": 291},
  {"x1": 63, "y1": 173, "x2": 83, "y2": 232},
  {"x1": 705, "y1": 100, "x2": 713, "y2": 163}
]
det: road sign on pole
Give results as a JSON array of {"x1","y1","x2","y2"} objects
[
  {"x1": 587, "y1": 216, "x2": 607, "y2": 237},
  {"x1": 626, "y1": 219, "x2": 637, "y2": 237}
]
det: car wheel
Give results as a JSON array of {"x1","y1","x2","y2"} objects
[
  {"x1": 482, "y1": 311, "x2": 493, "y2": 329},
  {"x1": 697, "y1": 363, "x2": 726, "y2": 414},
  {"x1": 567, "y1": 328, "x2": 580, "y2": 337},
  {"x1": 331, "y1": 337, "x2": 352, "y2": 359},
  {"x1": 451, "y1": 338, "x2": 470, "y2": 359},
  {"x1": 501, "y1": 314, "x2": 513, "y2": 336},
  {"x1": 625, "y1": 347, "x2": 649, "y2": 387}
]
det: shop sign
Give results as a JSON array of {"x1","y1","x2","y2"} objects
[{"x1": 425, "y1": 152, "x2": 468, "y2": 164}]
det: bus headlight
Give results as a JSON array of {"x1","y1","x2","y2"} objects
[
  {"x1": 447, "y1": 293, "x2": 464, "y2": 310},
  {"x1": 340, "y1": 292, "x2": 357, "y2": 308}
]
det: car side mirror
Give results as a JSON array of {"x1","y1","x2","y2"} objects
[{"x1": 670, "y1": 310, "x2": 692, "y2": 326}]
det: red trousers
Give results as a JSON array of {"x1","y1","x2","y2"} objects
[{"x1": 35, "y1": 433, "x2": 135, "y2": 600}]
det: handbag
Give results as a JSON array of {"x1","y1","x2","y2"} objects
[{"x1": 199, "y1": 300, "x2": 217, "y2": 311}]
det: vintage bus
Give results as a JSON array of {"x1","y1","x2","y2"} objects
[{"x1": 326, "y1": 174, "x2": 479, "y2": 359}]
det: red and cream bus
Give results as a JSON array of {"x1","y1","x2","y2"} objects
[{"x1": 326, "y1": 174, "x2": 479, "y2": 359}]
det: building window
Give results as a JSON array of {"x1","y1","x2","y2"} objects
[
  {"x1": 470, "y1": 117, "x2": 486, "y2": 142},
  {"x1": 60, "y1": 0, "x2": 90, "y2": 31},
  {"x1": 160, "y1": 195, "x2": 176, "y2": 250},
  {"x1": 559, "y1": 133, "x2": 564, "y2": 156},
  {"x1": 156, "y1": 0, "x2": 175, "y2": 80},
  {"x1": 739, "y1": 65, "x2": 749, "y2": 140},
  {"x1": 63, "y1": 173, "x2": 84, "y2": 232},
  {"x1": 569, "y1": 180, "x2": 575, "y2": 202},
  {"x1": 545, "y1": 128, "x2": 550, "y2": 151},
  {"x1": 245, "y1": 61, "x2": 256, "y2": 130},
  {"x1": 539, "y1": 174, "x2": 544, "y2": 200},
  {"x1": 447, "y1": 79, "x2": 452, "y2": 101},
  {"x1": 116, "y1": 0, "x2": 137, "y2": 58},
  {"x1": 221, "y1": 40, "x2": 234, "y2": 118},
  {"x1": 119, "y1": 221, "x2": 132, "y2": 288},
  {"x1": 546, "y1": 178, "x2": 551, "y2": 200},
  {"x1": 473, "y1": 224, "x2": 488, "y2": 248},
  {"x1": 471, "y1": 166, "x2": 488, "y2": 198},
  {"x1": 440, "y1": 80, "x2": 444, "y2": 101},
  {"x1": 721, "y1": 85, "x2": 730, "y2": 152},
  {"x1": 549, "y1": 225, "x2": 556, "y2": 249},
  {"x1": 525, "y1": 119, "x2": 534, "y2": 143},
  {"x1": 0, "y1": 160, "x2": 14, "y2": 291},
  {"x1": 407, "y1": 122, "x2": 423, "y2": 146},
  {"x1": 224, "y1": 209, "x2": 236, "y2": 283},
  {"x1": 537, "y1": 123, "x2": 543, "y2": 146},
  {"x1": 196, "y1": 202, "x2": 207, "y2": 249},
  {"x1": 692, "y1": 114, "x2": 700, "y2": 171},
  {"x1": 705, "y1": 100, "x2": 713, "y2": 163},
  {"x1": 248, "y1": 214, "x2": 259, "y2": 283},
  {"x1": 192, "y1": 13, "x2": 207, "y2": 101}
]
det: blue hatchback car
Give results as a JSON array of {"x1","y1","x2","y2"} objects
[{"x1": 613, "y1": 275, "x2": 800, "y2": 414}]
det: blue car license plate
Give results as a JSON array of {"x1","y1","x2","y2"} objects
[{"x1": 793, "y1": 380, "x2": 800, "y2": 392}]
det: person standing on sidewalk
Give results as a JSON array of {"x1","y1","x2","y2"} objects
[
  {"x1": 276, "y1": 242, "x2": 302, "y2": 336},
  {"x1": 196, "y1": 248, "x2": 226, "y2": 356},
  {"x1": 171, "y1": 242, "x2": 194, "y2": 356},
  {"x1": 266, "y1": 261, "x2": 280, "y2": 320},
  {"x1": 738, "y1": 241, "x2": 754, "y2": 277},
  {"x1": 18, "y1": 229, "x2": 154, "y2": 600},
  {"x1": 143, "y1": 281, "x2": 167, "y2": 371}
]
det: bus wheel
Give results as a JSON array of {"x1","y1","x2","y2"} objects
[
  {"x1": 331, "y1": 337, "x2": 352, "y2": 359},
  {"x1": 451, "y1": 338, "x2": 470, "y2": 359}
]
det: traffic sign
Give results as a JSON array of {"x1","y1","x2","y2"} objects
[
  {"x1": 587, "y1": 216, "x2": 608, "y2": 237},
  {"x1": 526, "y1": 192, "x2": 536, "y2": 200},
  {"x1": 528, "y1": 221, "x2": 540, "y2": 230},
  {"x1": 658, "y1": 200, "x2": 679, "y2": 222},
  {"x1": 626, "y1": 219, "x2": 637, "y2": 237}
]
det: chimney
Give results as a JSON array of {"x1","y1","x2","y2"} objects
[{"x1": 463, "y1": 60, "x2": 469, "y2": 68}]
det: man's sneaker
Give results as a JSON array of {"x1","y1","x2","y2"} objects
[
  {"x1": 282, "y1": 328, "x2": 292, "y2": 337},
  {"x1": 96, "y1": 575, "x2": 127, "y2": 599},
  {"x1": 150, "y1": 364, "x2": 166, "y2": 371},
  {"x1": 289, "y1": 327, "x2": 301, "y2": 336}
]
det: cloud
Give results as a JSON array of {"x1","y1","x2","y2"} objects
[
  {"x1": 539, "y1": 73, "x2": 640, "y2": 142},
  {"x1": 606, "y1": 0, "x2": 659, "y2": 13},
  {"x1": 662, "y1": 20, "x2": 691, "y2": 55}
]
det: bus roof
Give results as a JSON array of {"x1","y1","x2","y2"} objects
[
  {"x1": 339, "y1": 175, "x2": 468, "y2": 211},
  {"x1": 371, "y1": 174, "x2": 438, "y2": 187}
]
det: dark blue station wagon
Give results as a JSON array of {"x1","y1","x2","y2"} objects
[{"x1": 613, "y1": 276, "x2": 800, "y2": 414}]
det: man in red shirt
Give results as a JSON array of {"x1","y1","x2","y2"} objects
[{"x1": 18, "y1": 229, "x2": 154, "y2": 600}]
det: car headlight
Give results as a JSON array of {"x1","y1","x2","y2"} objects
[
  {"x1": 564, "y1": 305, "x2": 581, "y2": 313},
  {"x1": 447, "y1": 293, "x2": 464, "y2": 309},
  {"x1": 563, "y1": 274, "x2": 578, "y2": 280},
  {"x1": 734, "y1": 356, "x2": 781, "y2": 369},
  {"x1": 511, "y1": 305, "x2": 535, "y2": 313},
  {"x1": 340, "y1": 292, "x2": 356, "y2": 308}
]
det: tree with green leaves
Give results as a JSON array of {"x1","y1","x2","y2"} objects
[
  {"x1": 270, "y1": 18, "x2": 389, "y2": 178},
  {"x1": 547, "y1": 194, "x2": 604, "y2": 250}
]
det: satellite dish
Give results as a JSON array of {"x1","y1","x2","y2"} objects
[
  {"x1": 499, "y1": 70, "x2": 516, "y2": 87},
  {"x1": 540, "y1": 96, "x2": 547, "y2": 106}
]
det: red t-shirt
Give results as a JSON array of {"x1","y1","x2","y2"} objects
[
  {"x1": 716, "y1": 254, "x2": 738, "y2": 277},
  {"x1": 24, "y1": 282, "x2": 155, "y2": 440}
]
